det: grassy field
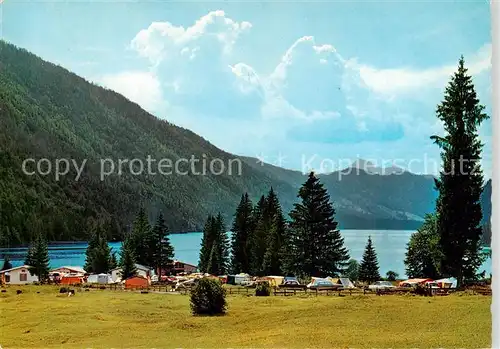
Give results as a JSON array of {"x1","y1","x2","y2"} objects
[{"x1": 0, "y1": 285, "x2": 491, "y2": 349}]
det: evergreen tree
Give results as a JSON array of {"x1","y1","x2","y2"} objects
[
  {"x1": 358, "y1": 236, "x2": 380, "y2": 284},
  {"x1": 130, "y1": 207, "x2": 152, "y2": 267},
  {"x1": 151, "y1": 213, "x2": 175, "y2": 277},
  {"x1": 214, "y1": 213, "x2": 230, "y2": 275},
  {"x1": 262, "y1": 196, "x2": 287, "y2": 275},
  {"x1": 404, "y1": 214, "x2": 441, "y2": 279},
  {"x1": 230, "y1": 193, "x2": 254, "y2": 274},
  {"x1": 199, "y1": 215, "x2": 216, "y2": 273},
  {"x1": 249, "y1": 195, "x2": 268, "y2": 275},
  {"x1": 109, "y1": 250, "x2": 118, "y2": 270},
  {"x1": 26, "y1": 234, "x2": 50, "y2": 283},
  {"x1": 1, "y1": 255, "x2": 12, "y2": 271},
  {"x1": 431, "y1": 57, "x2": 489, "y2": 285},
  {"x1": 120, "y1": 236, "x2": 137, "y2": 280},
  {"x1": 343, "y1": 259, "x2": 360, "y2": 281},
  {"x1": 201, "y1": 213, "x2": 229, "y2": 275},
  {"x1": 84, "y1": 224, "x2": 113, "y2": 274},
  {"x1": 286, "y1": 172, "x2": 350, "y2": 278}
]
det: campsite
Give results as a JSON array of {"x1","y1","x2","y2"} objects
[{"x1": 0, "y1": 283, "x2": 491, "y2": 349}]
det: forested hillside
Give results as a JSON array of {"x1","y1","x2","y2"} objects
[{"x1": 0, "y1": 41, "x2": 491, "y2": 246}]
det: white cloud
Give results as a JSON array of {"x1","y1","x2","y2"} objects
[
  {"x1": 130, "y1": 10, "x2": 252, "y2": 66},
  {"x1": 98, "y1": 71, "x2": 165, "y2": 113},
  {"x1": 357, "y1": 43, "x2": 492, "y2": 97}
]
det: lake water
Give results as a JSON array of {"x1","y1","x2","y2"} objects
[{"x1": 0, "y1": 230, "x2": 491, "y2": 278}]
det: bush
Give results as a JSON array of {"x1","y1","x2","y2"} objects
[
  {"x1": 413, "y1": 284, "x2": 429, "y2": 296},
  {"x1": 59, "y1": 287, "x2": 68, "y2": 293},
  {"x1": 255, "y1": 282, "x2": 271, "y2": 296},
  {"x1": 190, "y1": 278, "x2": 227, "y2": 316}
]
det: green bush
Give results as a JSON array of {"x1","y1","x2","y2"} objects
[
  {"x1": 255, "y1": 282, "x2": 271, "y2": 296},
  {"x1": 190, "y1": 278, "x2": 227, "y2": 316},
  {"x1": 59, "y1": 287, "x2": 68, "y2": 293}
]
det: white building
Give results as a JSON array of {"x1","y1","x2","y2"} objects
[
  {"x1": 0, "y1": 265, "x2": 39, "y2": 285},
  {"x1": 110, "y1": 263, "x2": 154, "y2": 283}
]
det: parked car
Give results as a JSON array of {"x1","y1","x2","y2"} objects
[{"x1": 368, "y1": 281, "x2": 396, "y2": 290}]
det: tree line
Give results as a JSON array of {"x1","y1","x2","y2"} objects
[{"x1": 197, "y1": 173, "x2": 390, "y2": 283}]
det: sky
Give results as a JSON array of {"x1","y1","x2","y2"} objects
[{"x1": 1, "y1": 0, "x2": 493, "y2": 177}]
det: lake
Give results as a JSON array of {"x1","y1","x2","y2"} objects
[{"x1": 0, "y1": 230, "x2": 491, "y2": 278}]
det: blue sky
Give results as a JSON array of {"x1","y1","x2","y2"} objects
[{"x1": 2, "y1": 0, "x2": 493, "y2": 177}]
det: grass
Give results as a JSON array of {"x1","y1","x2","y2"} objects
[{"x1": 0, "y1": 285, "x2": 491, "y2": 349}]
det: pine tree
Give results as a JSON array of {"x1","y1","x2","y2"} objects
[
  {"x1": 230, "y1": 193, "x2": 254, "y2": 274},
  {"x1": 404, "y1": 214, "x2": 441, "y2": 279},
  {"x1": 286, "y1": 172, "x2": 350, "y2": 278},
  {"x1": 358, "y1": 236, "x2": 380, "y2": 284},
  {"x1": 343, "y1": 259, "x2": 360, "y2": 281},
  {"x1": 214, "y1": 213, "x2": 230, "y2": 275},
  {"x1": 151, "y1": 213, "x2": 175, "y2": 277},
  {"x1": 130, "y1": 208, "x2": 152, "y2": 267},
  {"x1": 26, "y1": 234, "x2": 50, "y2": 283},
  {"x1": 120, "y1": 236, "x2": 137, "y2": 280},
  {"x1": 1, "y1": 255, "x2": 12, "y2": 271},
  {"x1": 200, "y1": 213, "x2": 229, "y2": 275},
  {"x1": 84, "y1": 224, "x2": 113, "y2": 274},
  {"x1": 199, "y1": 215, "x2": 216, "y2": 273},
  {"x1": 109, "y1": 250, "x2": 118, "y2": 270},
  {"x1": 249, "y1": 195, "x2": 268, "y2": 275},
  {"x1": 262, "y1": 198, "x2": 287, "y2": 275},
  {"x1": 431, "y1": 57, "x2": 489, "y2": 286}
]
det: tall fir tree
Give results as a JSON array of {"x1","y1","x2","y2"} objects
[
  {"x1": 1, "y1": 255, "x2": 12, "y2": 271},
  {"x1": 130, "y1": 208, "x2": 152, "y2": 267},
  {"x1": 25, "y1": 234, "x2": 50, "y2": 283},
  {"x1": 109, "y1": 250, "x2": 118, "y2": 270},
  {"x1": 199, "y1": 215, "x2": 216, "y2": 273},
  {"x1": 120, "y1": 236, "x2": 137, "y2": 280},
  {"x1": 358, "y1": 236, "x2": 380, "y2": 284},
  {"x1": 200, "y1": 213, "x2": 229, "y2": 275},
  {"x1": 84, "y1": 223, "x2": 113, "y2": 274},
  {"x1": 262, "y1": 190, "x2": 287, "y2": 275},
  {"x1": 431, "y1": 57, "x2": 489, "y2": 286},
  {"x1": 249, "y1": 195, "x2": 268, "y2": 276},
  {"x1": 230, "y1": 193, "x2": 254, "y2": 274},
  {"x1": 151, "y1": 213, "x2": 175, "y2": 277},
  {"x1": 286, "y1": 172, "x2": 350, "y2": 277}
]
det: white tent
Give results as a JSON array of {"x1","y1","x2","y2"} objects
[
  {"x1": 97, "y1": 273, "x2": 113, "y2": 284},
  {"x1": 86, "y1": 274, "x2": 99, "y2": 283},
  {"x1": 339, "y1": 278, "x2": 355, "y2": 289}
]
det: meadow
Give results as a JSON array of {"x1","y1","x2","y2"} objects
[{"x1": 0, "y1": 285, "x2": 491, "y2": 349}]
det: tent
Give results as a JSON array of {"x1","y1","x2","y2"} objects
[
  {"x1": 234, "y1": 273, "x2": 252, "y2": 285},
  {"x1": 97, "y1": 273, "x2": 113, "y2": 284},
  {"x1": 60, "y1": 275, "x2": 84, "y2": 285},
  {"x1": 338, "y1": 278, "x2": 355, "y2": 289},
  {"x1": 86, "y1": 274, "x2": 99, "y2": 283},
  {"x1": 125, "y1": 276, "x2": 150, "y2": 289},
  {"x1": 263, "y1": 276, "x2": 284, "y2": 287}
]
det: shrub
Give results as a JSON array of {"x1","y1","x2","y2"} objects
[
  {"x1": 59, "y1": 287, "x2": 68, "y2": 293},
  {"x1": 190, "y1": 277, "x2": 227, "y2": 316},
  {"x1": 255, "y1": 282, "x2": 271, "y2": 296}
]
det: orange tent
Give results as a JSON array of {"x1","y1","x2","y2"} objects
[
  {"x1": 125, "y1": 276, "x2": 150, "y2": 289},
  {"x1": 60, "y1": 275, "x2": 84, "y2": 285}
]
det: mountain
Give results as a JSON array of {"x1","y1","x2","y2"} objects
[{"x1": 0, "y1": 41, "x2": 491, "y2": 246}]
